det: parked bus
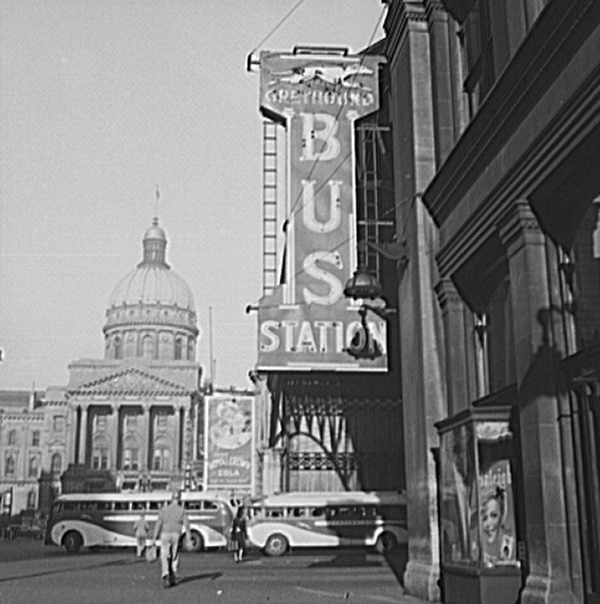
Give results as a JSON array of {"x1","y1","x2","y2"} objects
[
  {"x1": 45, "y1": 491, "x2": 235, "y2": 554},
  {"x1": 246, "y1": 491, "x2": 407, "y2": 556}
]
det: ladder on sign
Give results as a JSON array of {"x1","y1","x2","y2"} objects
[{"x1": 262, "y1": 121, "x2": 278, "y2": 297}]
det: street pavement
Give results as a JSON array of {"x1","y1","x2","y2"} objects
[{"x1": 0, "y1": 538, "x2": 432, "y2": 604}]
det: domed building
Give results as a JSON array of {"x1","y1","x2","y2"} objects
[
  {"x1": 104, "y1": 218, "x2": 199, "y2": 363},
  {"x1": 64, "y1": 218, "x2": 203, "y2": 492}
]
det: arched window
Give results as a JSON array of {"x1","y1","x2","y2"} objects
[
  {"x1": 153, "y1": 446, "x2": 171, "y2": 472},
  {"x1": 28, "y1": 456, "x2": 39, "y2": 478},
  {"x1": 122, "y1": 436, "x2": 139, "y2": 471},
  {"x1": 32, "y1": 430, "x2": 40, "y2": 447},
  {"x1": 142, "y1": 335, "x2": 155, "y2": 360},
  {"x1": 174, "y1": 337, "x2": 183, "y2": 360},
  {"x1": 114, "y1": 336, "x2": 122, "y2": 360},
  {"x1": 51, "y1": 452, "x2": 62, "y2": 474},
  {"x1": 92, "y1": 437, "x2": 110, "y2": 470},
  {"x1": 27, "y1": 490, "x2": 36, "y2": 509},
  {"x1": 7, "y1": 430, "x2": 16, "y2": 446},
  {"x1": 4, "y1": 455, "x2": 15, "y2": 476}
]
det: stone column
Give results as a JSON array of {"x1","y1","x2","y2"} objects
[
  {"x1": 385, "y1": 1, "x2": 446, "y2": 599},
  {"x1": 115, "y1": 406, "x2": 123, "y2": 470},
  {"x1": 109, "y1": 404, "x2": 119, "y2": 471},
  {"x1": 141, "y1": 404, "x2": 150, "y2": 472},
  {"x1": 172, "y1": 404, "x2": 181, "y2": 472},
  {"x1": 177, "y1": 405, "x2": 185, "y2": 470},
  {"x1": 78, "y1": 405, "x2": 89, "y2": 465},
  {"x1": 192, "y1": 399, "x2": 199, "y2": 463},
  {"x1": 435, "y1": 278, "x2": 476, "y2": 415},
  {"x1": 499, "y1": 199, "x2": 579, "y2": 604},
  {"x1": 147, "y1": 407, "x2": 154, "y2": 471}
]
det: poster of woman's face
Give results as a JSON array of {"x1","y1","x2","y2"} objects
[{"x1": 479, "y1": 461, "x2": 518, "y2": 567}]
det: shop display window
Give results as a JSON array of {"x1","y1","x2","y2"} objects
[{"x1": 437, "y1": 407, "x2": 519, "y2": 570}]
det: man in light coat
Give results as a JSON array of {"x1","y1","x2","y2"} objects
[{"x1": 152, "y1": 490, "x2": 191, "y2": 588}]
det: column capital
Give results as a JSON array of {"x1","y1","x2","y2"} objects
[
  {"x1": 435, "y1": 277, "x2": 464, "y2": 311},
  {"x1": 498, "y1": 199, "x2": 544, "y2": 254}
]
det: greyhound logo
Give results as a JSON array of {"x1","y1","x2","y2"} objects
[{"x1": 269, "y1": 61, "x2": 374, "y2": 91}]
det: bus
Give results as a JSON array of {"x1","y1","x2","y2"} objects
[
  {"x1": 245, "y1": 491, "x2": 407, "y2": 556},
  {"x1": 45, "y1": 491, "x2": 235, "y2": 554}
]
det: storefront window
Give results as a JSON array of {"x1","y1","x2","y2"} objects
[
  {"x1": 476, "y1": 421, "x2": 517, "y2": 567},
  {"x1": 439, "y1": 422, "x2": 478, "y2": 565},
  {"x1": 437, "y1": 406, "x2": 519, "y2": 570}
]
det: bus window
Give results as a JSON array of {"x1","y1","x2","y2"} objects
[
  {"x1": 325, "y1": 506, "x2": 338, "y2": 519},
  {"x1": 362, "y1": 506, "x2": 376, "y2": 518},
  {"x1": 80, "y1": 501, "x2": 97, "y2": 512},
  {"x1": 97, "y1": 501, "x2": 113, "y2": 511},
  {"x1": 184, "y1": 501, "x2": 202, "y2": 511},
  {"x1": 310, "y1": 507, "x2": 325, "y2": 517},
  {"x1": 50, "y1": 502, "x2": 62, "y2": 514},
  {"x1": 265, "y1": 508, "x2": 284, "y2": 518},
  {"x1": 148, "y1": 500, "x2": 163, "y2": 510},
  {"x1": 131, "y1": 501, "x2": 146, "y2": 511},
  {"x1": 203, "y1": 501, "x2": 219, "y2": 511},
  {"x1": 291, "y1": 507, "x2": 307, "y2": 518},
  {"x1": 114, "y1": 501, "x2": 130, "y2": 511},
  {"x1": 247, "y1": 507, "x2": 261, "y2": 519}
]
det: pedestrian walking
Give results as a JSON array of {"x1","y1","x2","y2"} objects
[
  {"x1": 152, "y1": 490, "x2": 191, "y2": 588},
  {"x1": 231, "y1": 506, "x2": 248, "y2": 562},
  {"x1": 133, "y1": 511, "x2": 150, "y2": 558}
]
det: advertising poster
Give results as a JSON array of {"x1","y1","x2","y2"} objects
[
  {"x1": 204, "y1": 395, "x2": 254, "y2": 490},
  {"x1": 256, "y1": 49, "x2": 387, "y2": 371},
  {"x1": 478, "y1": 458, "x2": 517, "y2": 567}
]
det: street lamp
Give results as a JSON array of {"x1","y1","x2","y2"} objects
[
  {"x1": 343, "y1": 240, "x2": 405, "y2": 359},
  {"x1": 343, "y1": 265, "x2": 383, "y2": 300}
]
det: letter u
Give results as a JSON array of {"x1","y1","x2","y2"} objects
[{"x1": 302, "y1": 180, "x2": 342, "y2": 233}]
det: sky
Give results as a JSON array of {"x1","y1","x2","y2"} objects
[{"x1": 0, "y1": 0, "x2": 386, "y2": 393}]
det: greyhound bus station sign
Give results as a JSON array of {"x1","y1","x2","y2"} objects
[{"x1": 257, "y1": 48, "x2": 387, "y2": 371}]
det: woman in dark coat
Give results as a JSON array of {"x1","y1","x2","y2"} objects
[{"x1": 231, "y1": 506, "x2": 248, "y2": 562}]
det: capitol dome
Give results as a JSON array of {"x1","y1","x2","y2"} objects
[{"x1": 103, "y1": 218, "x2": 199, "y2": 363}]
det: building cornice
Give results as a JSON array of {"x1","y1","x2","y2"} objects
[
  {"x1": 430, "y1": 0, "x2": 600, "y2": 276},
  {"x1": 384, "y1": 0, "x2": 429, "y2": 62}
]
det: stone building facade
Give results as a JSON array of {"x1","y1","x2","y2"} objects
[
  {"x1": 66, "y1": 218, "x2": 203, "y2": 493},
  {"x1": 382, "y1": 1, "x2": 600, "y2": 603},
  {"x1": 0, "y1": 389, "x2": 70, "y2": 517},
  {"x1": 0, "y1": 218, "x2": 203, "y2": 516}
]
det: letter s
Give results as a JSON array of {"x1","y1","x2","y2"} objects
[
  {"x1": 303, "y1": 251, "x2": 343, "y2": 306},
  {"x1": 260, "y1": 321, "x2": 280, "y2": 352}
]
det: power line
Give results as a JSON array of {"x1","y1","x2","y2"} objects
[
  {"x1": 248, "y1": 0, "x2": 307, "y2": 57},
  {"x1": 283, "y1": 4, "x2": 388, "y2": 226}
]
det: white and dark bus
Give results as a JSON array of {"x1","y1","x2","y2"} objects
[
  {"x1": 45, "y1": 491, "x2": 235, "y2": 554},
  {"x1": 246, "y1": 491, "x2": 407, "y2": 556}
]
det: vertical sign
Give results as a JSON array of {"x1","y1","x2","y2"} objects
[
  {"x1": 257, "y1": 49, "x2": 387, "y2": 371},
  {"x1": 204, "y1": 395, "x2": 254, "y2": 491}
]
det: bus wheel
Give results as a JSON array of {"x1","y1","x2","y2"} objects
[
  {"x1": 184, "y1": 530, "x2": 204, "y2": 553},
  {"x1": 264, "y1": 533, "x2": 288, "y2": 557},
  {"x1": 375, "y1": 532, "x2": 398, "y2": 554},
  {"x1": 63, "y1": 531, "x2": 83, "y2": 554}
]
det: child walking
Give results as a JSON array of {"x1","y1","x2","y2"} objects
[{"x1": 133, "y1": 511, "x2": 150, "y2": 558}]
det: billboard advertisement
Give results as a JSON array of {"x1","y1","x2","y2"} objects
[
  {"x1": 257, "y1": 48, "x2": 387, "y2": 371},
  {"x1": 204, "y1": 395, "x2": 254, "y2": 491}
]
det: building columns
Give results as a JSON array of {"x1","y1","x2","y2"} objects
[
  {"x1": 78, "y1": 405, "x2": 89, "y2": 465},
  {"x1": 385, "y1": 1, "x2": 446, "y2": 599},
  {"x1": 499, "y1": 199, "x2": 579, "y2": 604},
  {"x1": 436, "y1": 278, "x2": 475, "y2": 416},
  {"x1": 141, "y1": 404, "x2": 150, "y2": 472},
  {"x1": 109, "y1": 405, "x2": 119, "y2": 471}
]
